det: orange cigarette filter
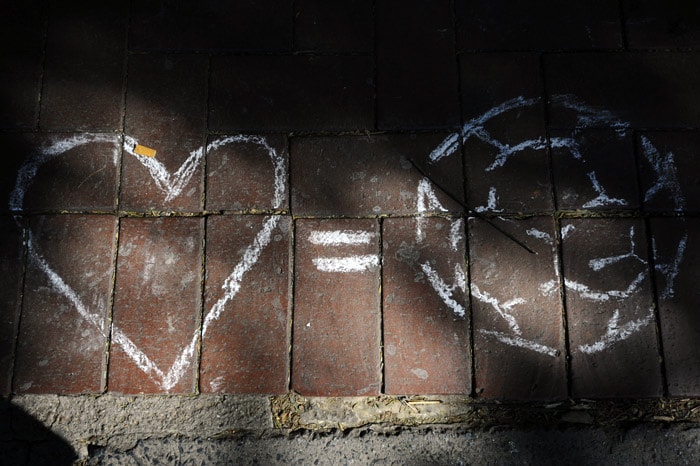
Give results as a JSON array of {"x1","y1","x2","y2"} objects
[{"x1": 134, "y1": 144, "x2": 157, "y2": 157}]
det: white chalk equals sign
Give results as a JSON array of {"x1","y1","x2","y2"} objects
[{"x1": 309, "y1": 230, "x2": 379, "y2": 273}]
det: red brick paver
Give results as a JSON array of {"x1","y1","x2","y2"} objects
[
  {"x1": 109, "y1": 217, "x2": 203, "y2": 394},
  {"x1": 651, "y1": 218, "x2": 700, "y2": 396},
  {"x1": 562, "y1": 218, "x2": 662, "y2": 398},
  {"x1": 0, "y1": 217, "x2": 24, "y2": 394},
  {"x1": 292, "y1": 219, "x2": 382, "y2": 396},
  {"x1": 469, "y1": 217, "x2": 567, "y2": 400},
  {"x1": 40, "y1": 1, "x2": 126, "y2": 131},
  {"x1": 291, "y1": 134, "x2": 463, "y2": 217},
  {"x1": 376, "y1": 0, "x2": 459, "y2": 129},
  {"x1": 200, "y1": 215, "x2": 291, "y2": 394},
  {"x1": 383, "y1": 217, "x2": 470, "y2": 395},
  {"x1": 209, "y1": 56, "x2": 374, "y2": 132},
  {"x1": 122, "y1": 54, "x2": 208, "y2": 212},
  {"x1": 14, "y1": 215, "x2": 116, "y2": 394}
]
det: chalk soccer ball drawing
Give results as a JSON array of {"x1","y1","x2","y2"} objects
[{"x1": 11, "y1": 95, "x2": 687, "y2": 390}]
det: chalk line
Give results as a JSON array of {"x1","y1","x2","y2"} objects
[
  {"x1": 641, "y1": 136, "x2": 686, "y2": 211},
  {"x1": 420, "y1": 262, "x2": 466, "y2": 318},
  {"x1": 313, "y1": 255, "x2": 379, "y2": 273},
  {"x1": 588, "y1": 226, "x2": 644, "y2": 272},
  {"x1": 124, "y1": 136, "x2": 204, "y2": 203},
  {"x1": 415, "y1": 177, "x2": 448, "y2": 242},
  {"x1": 10, "y1": 133, "x2": 120, "y2": 212},
  {"x1": 474, "y1": 186, "x2": 501, "y2": 213},
  {"x1": 479, "y1": 329, "x2": 559, "y2": 357},
  {"x1": 449, "y1": 218, "x2": 464, "y2": 252},
  {"x1": 309, "y1": 230, "x2": 374, "y2": 246},
  {"x1": 582, "y1": 171, "x2": 627, "y2": 209},
  {"x1": 564, "y1": 271, "x2": 647, "y2": 302},
  {"x1": 653, "y1": 232, "x2": 688, "y2": 300},
  {"x1": 430, "y1": 96, "x2": 541, "y2": 163},
  {"x1": 550, "y1": 94, "x2": 630, "y2": 136},
  {"x1": 470, "y1": 284, "x2": 522, "y2": 335},
  {"x1": 578, "y1": 307, "x2": 654, "y2": 354},
  {"x1": 526, "y1": 228, "x2": 552, "y2": 244}
]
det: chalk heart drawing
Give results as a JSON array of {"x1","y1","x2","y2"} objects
[
  {"x1": 10, "y1": 95, "x2": 689, "y2": 390},
  {"x1": 11, "y1": 134, "x2": 286, "y2": 390}
]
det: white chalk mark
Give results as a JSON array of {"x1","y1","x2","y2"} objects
[
  {"x1": 474, "y1": 187, "x2": 502, "y2": 213},
  {"x1": 550, "y1": 136, "x2": 583, "y2": 160},
  {"x1": 653, "y1": 232, "x2": 688, "y2": 300},
  {"x1": 483, "y1": 136, "x2": 547, "y2": 172},
  {"x1": 564, "y1": 271, "x2": 646, "y2": 302},
  {"x1": 578, "y1": 307, "x2": 654, "y2": 354},
  {"x1": 415, "y1": 178, "x2": 448, "y2": 242},
  {"x1": 207, "y1": 135, "x2": 287, "y2": 209},
  {"x1": 420, "y1": 261, "x2": 466, "y2": 318},
  {"x1": 582, "y1": 171, "x2": 627, "y2": 208},
  {"x1": 416, "y1": 177, "x2": 447, "y2": 213},
  {"x1": 479, "y1": 330, "x2": 559, "y2": 357},
  {"x1": 526, "y1": 228, "x2": 552, "y2": 244},
  {"x1": 449, "y1": 219, "x2": 464, "y2": 251},
  {"x1": 309, "y1": 230, "x2": 374, "y2": 246},
  {"x1": 560, "y1": 224, "x2": 576, "y2": 239},
  {"x1": 168, "y1": 214, "x2": 280, "y2": 389},
  {"x1": 123, "y1": 136, "x2": 203, "y2": 203},
  {"x1": 588, "y1": 226, "x2": 644, "y2": 271},
  {"x1": 641, "y1": 136, "x2": 686, "y2": 211},
  {"x1": 10, "y1": 133, "x2": 120, "y2": 212},
  {"x1": 470, "y1": 284, "x2": 522, "y2": 335},
  {"x1": 313, "y1": 255, "x2": 379, "y2": 273},
  {"x1": 550, "y1": 94, "x2": 630, "y2": 136},
  {"x1": 27, "y1": 233, "x2": 167, "y2": 382},
  {"x1": 539, "y1": 280, "x2": 558, "y2": 296},
  {"x1": 430, "y1": 96, "x2": 541, "y2": 164}
]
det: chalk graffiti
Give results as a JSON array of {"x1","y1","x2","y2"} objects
[
  {"x1": 10, "y1": 94, "x2": 690, "y2": 390},
  {"x1": 13, "y1": 134, "x2": 286, "y2": 390},
  {"x1": 425, "y1": 95, "x2": 687, "y2": 357}
]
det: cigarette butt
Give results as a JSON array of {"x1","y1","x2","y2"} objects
[{"x1": 134, "y1": 144, "x2": 157, "y2": 158}]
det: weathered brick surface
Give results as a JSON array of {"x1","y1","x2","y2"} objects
[
  {"x1": 130, "y1": 0, "x2": 293, "y2": 51},
  {"x1": 40, "y1": 1, "x2": 126, "y2": 131},
  {"x1": 200, "y1": 215, "x2": 290, "y2": 394},
  {"x1": 459, "y1": 54, "x2": 550, "y2": 213},
  {"x1": 637, "y1": 132, "x2": 700, "y2": 212},
  {"x1": 382, "y1": 217, "x2": 470, "y2": 395},
  {"x1": 209, "y1": 56, "x2": 374, "y2": 132},
  {"x1": 15, "y1": 133, "x2": 120, "y2": 212},
  {"x1": 206, "y1": 134, "x2": 288, "y2": 212},
  {"x1": 561, "y1": 218, "x2": 662, "y2": 398},
  {"x1": 469, "y1": 217, "x2": 566, "y2": 400},
  {"x1": 456, "y1": 0, "x2": 622, "y2": 50},
  {"x1": 624, "y1": 0, "x2": 700, "y2": 49},
  {"x1": 376, "y1": 0, "x2": 459, "y2": 129},
  {"x1": 0, "y1": 1, "x2": 44, "y2": 128},
  {"x1": 109, "y1": 217, "x2": 203, "y2": 394},
  {"x1": 0, "y1": 218, "x2": 24, "y2": 394},
  {"x1": 122, "y1": 54, "x2": 207, "y2": 212},
  {"x1": 295, "y1": 0, "x2": 373, "y2": 53},
  {"x1": 292, "y1": 219, "x2": 381, "y2": 396},
  {"x1": 14, "y1": 215, "x2": 116, "y2": 394},
  {"x1": 651, "y1": 218, "x2": 700, "y2": 396},
  {"x1": 546, "y1": 53, "x2": 700, "y2": 129},
  {"x1": 291, "y1": 134, "x2": 463, "y2": 217},
  {"x1": 551, "y1": 129, "x2": 639, "y2": 211}
]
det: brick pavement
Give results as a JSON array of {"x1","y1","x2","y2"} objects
[{"x1": 1, "y1": 0, "x2": 700, "y2": 403}]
